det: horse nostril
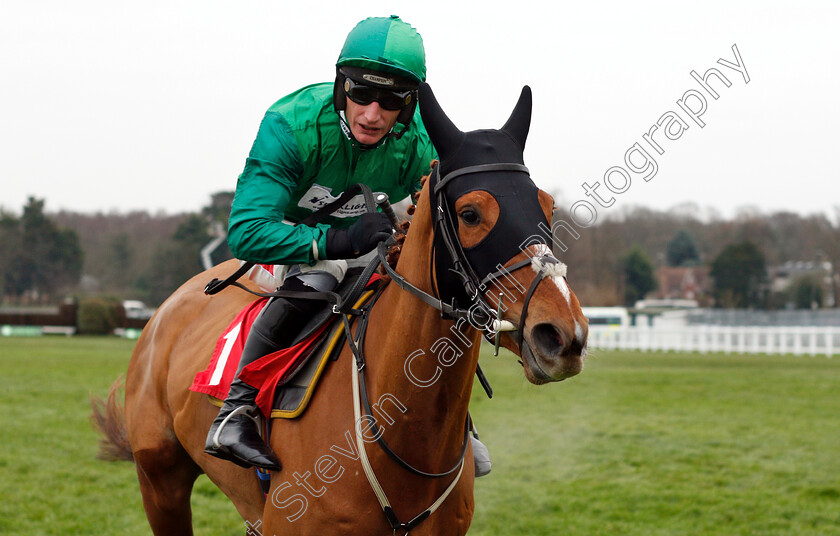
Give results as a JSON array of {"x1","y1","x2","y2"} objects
[{"x1": 531, "y1": 323, "x2": 564, "y2": 356}]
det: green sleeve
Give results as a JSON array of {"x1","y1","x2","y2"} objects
[{"x1": 227, "y1": 112, "x2": 330, "y2": 265}]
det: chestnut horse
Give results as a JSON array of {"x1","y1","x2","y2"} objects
[{"x1": 96, "y1": 82, "x2": 588, "y2": 535}]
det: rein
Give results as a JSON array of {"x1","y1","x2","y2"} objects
[
  {"x1": 343, "y1": 287, "x2": 471, "y2": 479},
  {"x1": 203, "y1": 182, "x2": 379, "y2": 306},
  {"x1": 340, "y1": 287, "x2": 470, "y2": 535},
  {"x1": 345, "y1": 163, "x2": 558, "y2": 534},
  {"x1": 204, "y1": 173, "x2": 556, "y2": 533},
  {"x1": 202, "y1": 183, "x2": 382, "y2": 317}
]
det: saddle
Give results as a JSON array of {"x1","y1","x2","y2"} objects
[{"x1": 190, "y1": 267, "x2": 380, "y2": 419}]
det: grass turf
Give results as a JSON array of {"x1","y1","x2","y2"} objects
[{"x1": 0, "y1": 336, "x2": 838, "y2": 535}]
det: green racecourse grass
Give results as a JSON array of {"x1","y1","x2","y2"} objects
[{"x1": 1, "y1": 336, "x2": 838, "y2": 535}]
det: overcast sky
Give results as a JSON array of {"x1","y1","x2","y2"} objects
[{"x1": 1, "y1": 1, "x2": 838, "y2": 223}]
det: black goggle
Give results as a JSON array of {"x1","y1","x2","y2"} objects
[{"x1": 343, "y1": 78, "x2": 414, "y2": 111}]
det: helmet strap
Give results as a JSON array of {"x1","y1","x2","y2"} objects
[
  {"x1": 388, "y1": 122, "x2": 410, "y2": 140},
  {"x1": 338, "y1": 111, "x2": 386, "y2": 151}
]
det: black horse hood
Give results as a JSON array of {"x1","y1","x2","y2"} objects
[
  {"x1": 418, "y1": 83, "x2": 549, "y2": 307},
  {"x1": 419, "y1": 84, "x2": 532, "y2": 177}
]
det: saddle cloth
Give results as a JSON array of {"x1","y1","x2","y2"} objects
[{"x1": 190, "y1": 275, "x2": 378, "y2": 419}]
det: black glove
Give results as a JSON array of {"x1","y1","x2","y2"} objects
[{"x1": 325, "y1": 212, "x2": 393, "y2": 259}]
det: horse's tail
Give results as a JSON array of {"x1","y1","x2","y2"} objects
[{"x1": 90, "y1": 376, "x2": 134, "y2": 462}]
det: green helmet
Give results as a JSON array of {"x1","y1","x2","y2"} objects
[
  {"x1": 336, "y1": 15, "x2": 426, "y2": 84},
  {"x1": 334, "y1": 16, "x2": 426, "y2": 143}
]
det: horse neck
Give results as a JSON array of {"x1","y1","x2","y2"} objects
[{"x1": 364, "y1": 187, "x2": 482, "y2": 457}]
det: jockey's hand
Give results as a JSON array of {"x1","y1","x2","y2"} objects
[{"x1": 325, "y1": 212, "x2": 393, "y2": 259}]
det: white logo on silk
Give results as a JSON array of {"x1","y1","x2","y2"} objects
[{"x1": 297, "y1": 184, "x2": 385, "y2": 218}]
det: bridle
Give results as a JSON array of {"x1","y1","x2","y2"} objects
[
  {"x1": 347, "y1": 164, "x2": 561, "y2": 534},
  {"x1": 379, "y1": 163, "x2": 559, "y2": 349},
  {"x1": 204, "y1": 171, "x2": 563, "y2": 533}
]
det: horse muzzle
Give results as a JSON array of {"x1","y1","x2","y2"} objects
[{"x1": 520, "y1": 322, "x2": 587, "y2": 385}]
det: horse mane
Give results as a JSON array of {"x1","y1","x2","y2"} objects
[
  {"x1": 379, "y1": 161, "x2": 436, "y2": 276},
  {"x1": 381, "y1": 219, "x2": 412, "y2": 275}
]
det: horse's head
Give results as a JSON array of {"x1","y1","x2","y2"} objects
[{"x1": 418, "y1": 83, "x2": 588, "y2": 384}]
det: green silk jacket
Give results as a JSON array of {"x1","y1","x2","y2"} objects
[{"x1": 227, "y1": 82, "x2": 436, "y2": 265}]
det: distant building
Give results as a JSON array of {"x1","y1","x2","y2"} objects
[
  {"x1": 768, "y1": 260, "x2": 835, "y2": 307},
  {"x1": 654, "y1": 266, "x2": 711, "y2": 302},
  {"x1": 768, "y1": 260, "x2": 831, "y2": 292}
]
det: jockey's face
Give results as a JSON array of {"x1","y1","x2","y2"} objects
[{"x1": 344, "y1": 99, "x2": 401, "y2": 145}]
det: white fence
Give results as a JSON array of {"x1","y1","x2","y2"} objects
[{"x1": 588, "y1": 326, "x2": 840, "y2": 356}]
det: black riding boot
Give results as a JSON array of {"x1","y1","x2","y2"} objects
[
  {"x1": 203, "y1": 378, "x2": 282, "y2": 470},
  {"x1": 204, "y1": 279, "x2": 321, "y2": 470}
]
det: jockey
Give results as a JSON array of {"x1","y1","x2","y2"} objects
[{"x1": 204, "y1": 16, "x2": 436, "y2": 470}]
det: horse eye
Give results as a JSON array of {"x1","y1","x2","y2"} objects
[{"x1": 459, "y1": 209, "x2": 480, "y2": 226}]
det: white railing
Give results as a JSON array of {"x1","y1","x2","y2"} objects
[{"x1": 587, "y1": 326, "x2": 840, "y2": 356}]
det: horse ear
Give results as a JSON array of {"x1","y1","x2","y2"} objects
[
  {"x1": 419, "y1": 82, "x2": 464, "y2": 160},
  {"x1": 501, "y1": 85, "x2": 532, "y2": 149}
]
